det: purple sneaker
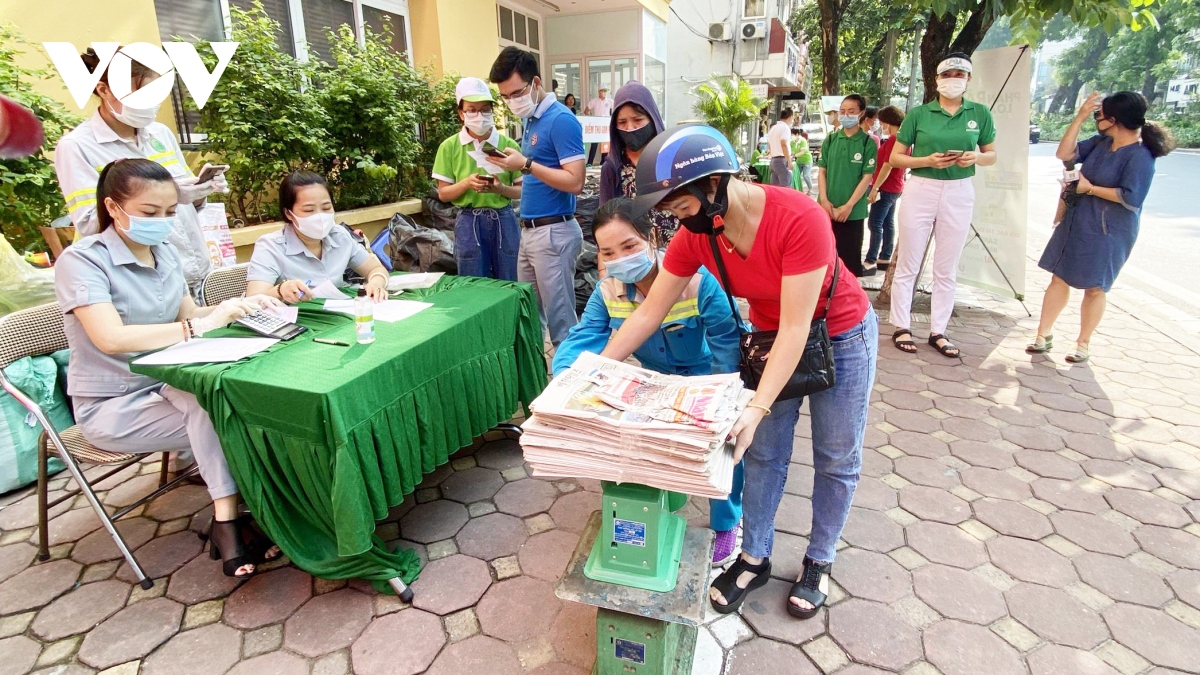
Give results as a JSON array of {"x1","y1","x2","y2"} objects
[{"x1": 712, "y1": 525, "x2": 741, "y2": 568}]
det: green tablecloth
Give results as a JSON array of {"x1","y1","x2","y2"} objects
[{"x1": 132, "y1": 274, "x2": 546, "y2": 590}]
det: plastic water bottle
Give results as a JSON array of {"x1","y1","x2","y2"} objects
[{"x1": 354, "y1": 288, "x2": 375, "y2": 344}]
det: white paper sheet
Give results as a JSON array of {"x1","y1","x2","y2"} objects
[
  {"x1": 307, "y1": 279, "x2": 347, "y2": 300},
  {"x1": 386, "y1": 272, "x2": 444, "y2": 291},
  {"x1": 322, "y1": 298, "x2": 434, "y2": 323},
  {"x1": 264, "y1": 305, "x2": 299, "y2": 323},
  {"x1": 467, "y1": 150, "x2": 505, "y2": 175},
  {"x1": 132, "y1": 338, "x2": 278, "y2": 366}
]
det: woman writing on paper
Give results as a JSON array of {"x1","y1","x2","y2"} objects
[
  {"x1": 54, "y1": 159, "x2": 283, "y2": 578},
  {"x1": 553, "y1": 198, "x2": 746, "y2": 566},
  {"x1": 245, "y1": 172, "x2": 390, "y2": 303}
]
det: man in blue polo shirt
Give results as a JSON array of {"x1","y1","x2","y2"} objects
[{"x1": 490, "y1": 46, "x2": 586, "y2": 346}]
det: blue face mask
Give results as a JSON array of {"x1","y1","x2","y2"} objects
[
  {"x1": 605, "y1": 248, "x2": 656, "y2": 284},
  {"x1": 840, "y1": 114, "x2": 860, "y2": 129},
  {"x1": 117, "y1": 204, "x2": 176, "y2": 246}
]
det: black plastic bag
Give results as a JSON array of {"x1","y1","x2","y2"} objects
[
  {"x1": 574, "y1": 240, "x2": 598, "y2": 315},
  {"x1": 423, "y1": 187, "x2": 459, "y2": 232},
  {"x1": 383, "y1": 212, "x2": 457, "y2": 274}
]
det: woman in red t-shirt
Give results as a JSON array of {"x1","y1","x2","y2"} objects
[
  {"x1": 601, "y1": 125, "x2": 879, "y2": 620},
  {"x1": 864, "y1": 105, "x2": 907, "y2": 274}
]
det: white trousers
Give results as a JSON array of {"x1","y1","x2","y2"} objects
[
  {"x1": 75, "y1": 384, "x2": 237, "y2": 500},
  {"x1": 889, "y1": 176, "x2": 975, "y2": 335}
]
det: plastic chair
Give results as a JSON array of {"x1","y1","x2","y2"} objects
[
  {"x1": 199, "y1": 263, "x2": 249, "y2": 307},
  {"x1": 0, "y1": 302, "x2": 199, "y2": 589}
]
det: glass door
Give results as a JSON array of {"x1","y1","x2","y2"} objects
[
  {"x1": 584, "y1": 57, "x2": 639, "y2": 112},
  {"x1": 551, "y1": 62, "x2": 581, "y2": 110}
]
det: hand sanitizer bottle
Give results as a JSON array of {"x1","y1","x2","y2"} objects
[{"x1": 355, "y1": 288, "x2": 375, "y2": 344}]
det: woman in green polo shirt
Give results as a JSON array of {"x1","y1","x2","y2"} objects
[
  {"x1": 818, "y1": 94, "x2": 878, "y2": 278},
  {"x1": 885, "y1": 53, "x2": 996, "y2": 358}
]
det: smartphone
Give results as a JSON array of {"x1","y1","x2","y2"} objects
[
  {"x1": 195, "y1": 163, "x2": 229, "y2": 184},
  {"x1": 480, "y1": 175, "x2": 495, "y2": 185},
  {"x1": 943, "y1": 150, "x2": 964, "y2": 158},
  {"x1": 482, "y1": 145, "x2": 507, "y2": 159}
]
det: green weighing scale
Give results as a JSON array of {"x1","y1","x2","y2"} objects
[{"x1": 555, "y1": 481, "x2": 713, "y2": 675}]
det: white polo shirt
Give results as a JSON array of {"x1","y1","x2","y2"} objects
[
  {"x1": 767, "y1": 120, "x2": 792, "y2": 158},
  {"x1": 587, "y1": 96, "x2": 613, "y2": 117},
  {"x1": 54, "y1": 112, "x2": 212, "y2": 290}
]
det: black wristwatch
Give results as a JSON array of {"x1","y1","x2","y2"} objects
[{"x1": 521, "y1": 157, "x2": 534, "y2": 175}]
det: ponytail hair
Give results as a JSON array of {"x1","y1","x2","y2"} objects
[
  {"x1": 1102, "y1": 91, "x2": 1176, "y2": 158},
  {"x1": 81, "y1": 47, "x2": 155, "y2": 95},
  {"x1": 95, "y1": 159, "x2": 176, "y2": 231}
]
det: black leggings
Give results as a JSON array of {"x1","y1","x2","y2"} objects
[{"x1": 832, "y1": 219, "x2": 865, "y2": 277}]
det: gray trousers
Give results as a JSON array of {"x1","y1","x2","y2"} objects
[
  {"x1": 517, "y1": 218, "x2": 583, "y2": 345},
  {"x1": 769, "y1": 156, "x2": 792, "y2": 187},
  {"x1": 75, "y1": 384, "x2": 237, "y2": 500}
]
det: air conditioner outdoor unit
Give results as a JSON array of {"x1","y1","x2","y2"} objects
[
  {"x1": 741, "y1": 20, "x2": 768, "y2": 40},
  {"x1": 709, "y1": 22, "x2": 733, "y2": 41}
]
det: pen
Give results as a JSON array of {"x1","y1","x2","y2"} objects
[
  {"x1": 298, "y1": 279, "x2": 310, "y2": 300},
  {"x1": 313, "y1": 338, "x2": 351, "y2": 346}
]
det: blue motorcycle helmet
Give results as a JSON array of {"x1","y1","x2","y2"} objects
[{"x1": 632, "y1": 124, "x2": 741, "y2": 235}]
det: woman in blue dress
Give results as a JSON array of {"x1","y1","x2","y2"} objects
[{"x1": 1029, "y1": 91, "x2": 1174, "y2": 363}]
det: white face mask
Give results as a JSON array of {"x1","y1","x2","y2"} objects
[
  {"x1": 464, "y1": 112, "x2": 495, "y2": 136},
  {"x1": 937, "y1": 78, "x2": 968, "y2": 99},
  {"x1": 506, "y1": 83, "x2": 538, "y2": 119},
  {"x1": 108, "y1": 100, "x2": 160, "y2": 129},
  {"x1": 291, "y1": 211, "x2": 336, "y2": 240}
]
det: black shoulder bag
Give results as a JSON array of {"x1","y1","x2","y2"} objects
[{"x1": 706, "y1": 233, "x2": 838, "y2": 401}]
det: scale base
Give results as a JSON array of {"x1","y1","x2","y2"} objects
[
  {"x1": 583, "y1": 482, "x2": 687, "y2": 593},
  {"x1": 592, "y1": 608, "x2": 696, "y2": 675}
]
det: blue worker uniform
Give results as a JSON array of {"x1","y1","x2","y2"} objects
[{"x1": 552, "y1": 263, "x2": 746, "y2": 530}]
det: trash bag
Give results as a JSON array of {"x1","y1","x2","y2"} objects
[
  {"x1": 423, "y1": 187, "x2": 459, "y2": 232},
  {"x1": 574, "y1": 173, "x2": 601, "y2": 244},
  {"x1": 383, "y1": 212, "x2": 457, "y2": 274},
  {"x1": 574, "y1": 240, "x2": 599, "y2": 315}
]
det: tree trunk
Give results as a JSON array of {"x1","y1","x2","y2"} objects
[
  {"x1": 919, "y1": 1, "x2": 994, "y2": 103},
  {"x1": 1143, "y1": 69, "x2": 1159, "y2": 104},
  {"x1": 881, "y1": 29, "x2": 898, "y2": 102},
  {"x1": 819, "y1": 0, "x2": 840, "y2": 94},
  {"x1": 1054, "y1": 30, "x2": 1109, "y2": 113},
  {"x1": 1049, "y1": 80, "x2": 1079, "y2": 114}
]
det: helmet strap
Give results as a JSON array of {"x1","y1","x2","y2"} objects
[{"x1": 685, "y1": 174, "x2": 732, "y2": 234}]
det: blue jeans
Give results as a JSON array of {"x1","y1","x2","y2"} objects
[
  {"x1": 709, "y1": 460, "x2": 745, "y2": 532},
  {"x1": 741, "y1": 308, "x2": 879, "y2": 564},
  {"x1": 865, "y1": 190, "x2": 900, "y2": 263},
  {"x1": 454, "y1": 205, "x2": 519, "y2": 281}
]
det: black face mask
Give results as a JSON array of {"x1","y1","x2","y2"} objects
[
  {"x1": 618, "y1": 123, "x2": 656, "y2": 152},
  {"x1": 678, "y1": 175, "x2": 732, "y2": 235}
]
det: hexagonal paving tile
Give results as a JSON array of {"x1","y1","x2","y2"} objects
[
  {"x1": 906, "y1": 521, "x2": 987, "y2": 569},
  {"x1": 1066, "y1": 433, "x2": 1132, "y2": 461},
  {"x1": 31, "y1": 579, "x2": 130, "y2": 641},
  {"x1": 0, "y1": 542, "x2": 36, "y2": 585},
  {"x1": 1030, "y1": 478, "x2": 1110, "y2": 514},
  {"x1": 399, "y1": 500, "x2": 470, "y2": 544},
  {"x1": 1027, "y1": 645, "x2": 1120, "y2": 675},
  {"x1": 549, "y1": 601, "x2": 597, "y2": 671},
  {"x1": 283, "y1": 588, "x2": 373, "y2": 657},
  {"x1": 1103, "y1": 603, "x2": 1200, "y2": 671},
  {"x1": 548, "y1": 491, "x2": 599, "y2": 533},
  {"x1": 223, "y1": 567, "x2": 312, "y2": 630},
  {"x1": 1082, "y1": 459, "x2": 1160, "y2": 491},
  {"x1": 1049, "y1": 511, "x2": 1138, "y2": 556},
  {"x1": 0, "y1": 557, "x2": 82, "y2": 615},
  {"x1": 943, "y1": 417, "x2": 1003, "y2": 443},
  {"x1": 1000, "y1": 425, "x2": 1065, "y2": 451},
  {"x1": 1105, "y1": 488, "x2": 1192, "y2": 528},
  {"x1": 740, "y1": 578, "x2": 826, "y2": 644},
  {"x1": 426, "y1": 634, "x2": 524, "y2": 675},
  {"x1": 840, "y1": 507, "x2": 904, "y2": 553},
  {"x1": 456, "y1": 512, "x2": 528, "y2": 561},
  {"x1": 141, "y1": 622, "x2": 242, "y2": 675},
  {"x1": 827, "y1": 598, "x2": 922, "y2": 671},
  {"x1": 972, "y1": 498, "x2": 1053, "y2": 540},
  {"x1": 1156, "y1": 468, "x2": 1200, "y2": 499},
  {"x1": 411, "y1": 554, "x2": 492, "y2": 614},
  {"x1": 1005, "y1": 583, "x2": 1109, "y2": 649},
  {"x1": 78, "y1": 596, "x2": 184, "y2": 670},
  {"x1": 1133, "y1": 526, "x2": 1200, "y2": 569},
  {"x1": 775, "y1": 493, "x2": 814, "y2": 536},
  {"x1": 71, "y1": 517, "x2": 158, "y2": 564},
  {"x1": 833, "y1": 548, "x2": 911, "y2": 603},
  {"x1": 474, "y1": 440, "x2": 525, "y2": 471},
  {"x1": 1167, "y1": 568, "x2": 1200, "y2": 609},
  {"x1": 166, "y1": 554, "x2": 243, "y2": 605},
  {"x1": 912, "y1": 564, "x2": 1006, "y2": 624},
  {"x1": 518, "y1": 529, "x2": 579, "y2": 583},
  {"x1": 889, "y1": 431, "x2": 950, "y2": 459},
  {"x1": 225, "y1": 651, "x2": 310, "y2": 675},
  {"x1": 961, "y1": 467, "x2": 1032, "y2": 501},
  {"x1": 476, "y1": 575, "x2": 561, "y2": 643},
  {"x1": 1130, "y1": 442, "x2": 1200, "y2": 471},
  {"x1": 352, "y1": 608, "x2": 445, "y2": 675},
  {"x1": 40, "y1": 506, "x2": 102, "y2": 547},
  {"x1": 1073, "y1": 552, "x2": 1173, "y2": 608},
  {"x1": 894, "y1": 457, "x2": 960, "y2": 489},
  {"x1": 144, "y1": 485, "x2": 213, "y2": 522},
  {"x1": 115, "y1": 530, "x2": 204, "y2": 583},
  {"x1": 850, "y1": 476, "x2": 898, "y2": 511},
  {"x1": 923, "y1": 619, "x2": 1025, "y2": 675},
  {"x1": 440, "y1": 467, "x2": 506, "y2": 504},
  {"x1": 1015, "y1": 450, "x2": 1085, "y2": 480},
  {"x1": 0, "y1": 635, "x2": 40, "y2": 675},
  {"x1": 726, "y1": 638, "x2": 819, "y2": 675},
  {"x1": 950, "y1": 441, "x2": 1016, "y2": 469},
  {"x1": 986, "y1": 536, "x2": 1078, "y2": 587},
  {"x1": 898, "y1": 485, "x2": 971, "y2": 524},
  {"x1": 493, "y1": 478, "x2": 559, "y2": 517}
]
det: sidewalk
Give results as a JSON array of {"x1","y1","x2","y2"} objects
[{"x1": 0, "y1": 269, "x2": 1197, "y2": 675}]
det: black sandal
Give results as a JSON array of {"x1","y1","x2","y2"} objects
[
  {"x1": 236, "y1": 515, "x2": 282, "y2": 564},
  {"x1": 200, "y1": 519, "x2": 257, "y2": 578},
  {"x1": 928, "y1": 333, "x2": 960, "y2": 358},
  {"x1": 892, "y1": 329, "x2": 917, "y2": 354},
  {"x1": 710, "y1": 555, "x2": 771, "y2": 614},
  {"x1": 788, "y1": 557, "x2": 832, "y2": 619}
]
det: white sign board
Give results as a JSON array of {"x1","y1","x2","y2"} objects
[
  {"x1": 750, "y1": 83, "x2": 770, "y2": 100},
  {"x1": 959, "y1": 45, "x2": 1032, "y2": 300},
  {"x1": 578, "y1": 115, "x2": 610, "y2": 144}
]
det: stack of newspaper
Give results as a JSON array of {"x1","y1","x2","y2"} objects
[{"x1": 519, "y1": 352, "x2": 750, "y2": 499}]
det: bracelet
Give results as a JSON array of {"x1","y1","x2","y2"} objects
[
  {"x1": 274, "y1": 282, "x2": 283, "y2": 298},
  {"x1": 182, "y1": 319, "x2": 192, "y2": 342},
  {"x1": 747, "y1": 404, "x2": 772, "y2": 416}
]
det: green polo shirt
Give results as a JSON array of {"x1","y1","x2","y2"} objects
[
  {"x1": 430, "y1": 128, "x2": 522, "y2": 209},
  {"x1": 896, "y1": 98, "x2": 996, "y2": 180},
  {"x1": 818, "y1": 128, "x2": 877, "y2": 220}
]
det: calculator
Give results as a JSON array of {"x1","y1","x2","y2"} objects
[{"x1": 236, "y1": 310, "x2": 307, "y2": 340}]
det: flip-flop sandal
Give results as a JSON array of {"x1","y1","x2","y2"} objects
[
  {"x1": 1026, "y1": 333, "x2": 1053, "y2": 353},
  {"x1": 788, "y1": 557, "x2": 832, "y2": 619},
  {"x1": 892, "y1": 329, "x2": 917, "y2": 354},
  {"x1": 709, "y1": 555, "x2": 771, "y2": 614},
  {"x1": 928, "y1": 333, "x2": 960, "y2": 358}
]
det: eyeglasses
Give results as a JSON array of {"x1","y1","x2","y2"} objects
[
  {"x1": 1092, "y1": 110, "x2": 1104, "y2": 121},
  {"x1": 499, "y1": 81, "x2": 533, "y2": 101}
]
